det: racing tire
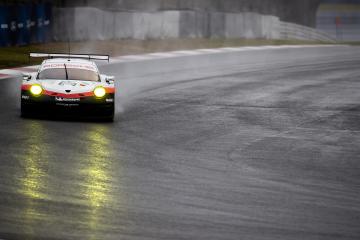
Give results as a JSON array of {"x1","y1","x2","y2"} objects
[
  {"x1": 20, "y1": 102, "x2": 32, "y2": 118},
  {"x1": 105, "y1": 115, "x2": 114, "y2": 122},
  {"x1": 105, "y1": 107, "x2": 115, "y2": 122}
]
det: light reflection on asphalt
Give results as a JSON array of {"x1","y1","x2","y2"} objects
[
  {"x1": 14, "y1": 121, "x2": 121, "y2": 239},
  {"x1": 18, "y1": 121, "x2": 50, "y2": 236},
  {"x1": 80, "y1": 124, "x2": 116, "y2": 239},
  {"x1": 19, "y1": 121, "x2": 49, "y2": 200}
]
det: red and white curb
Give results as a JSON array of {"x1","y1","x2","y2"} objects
[
  {"x1": 0, "y1": 45, "x2": 347, "y2": 80},
  {"x1": 0, "y1": 66, "x2": 39, "y2": 80}
]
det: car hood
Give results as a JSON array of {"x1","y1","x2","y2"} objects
[{"x1": 38, "y1": 79, "x2": 100, "y2": 94}]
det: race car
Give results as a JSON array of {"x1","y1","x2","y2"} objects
[{"x1": 21, "y1": 53, "x2": 115, "y2": 121}]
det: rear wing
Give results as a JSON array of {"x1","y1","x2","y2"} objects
[{"x1": 29, "y1": 53, "x2": 110, "y2": 62}]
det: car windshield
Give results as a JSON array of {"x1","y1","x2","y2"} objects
[{"x1": 38, "y1": 67, "x2": 100, "y2": 81}]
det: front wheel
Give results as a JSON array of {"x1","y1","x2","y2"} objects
[
  {"x1": 103, "y1": 104, "x2": 115, "y2": 122},
  {"x1": 104, "y1": 115, "x2": 114, "y2": 122},
  {"x1": 20, "y1": 102, "x2": 31, "y2": 118}
]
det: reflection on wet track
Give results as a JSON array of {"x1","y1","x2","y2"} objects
[
  {"x1": 19, "y1": 121, "x2": 49, "y2": 200},
  {"x1": 0, "y1": 46, "x2": 360, "y2": 240},
  {"x1": 18, "y1": 121, "x2": 50, "y2": 237},
  {"x1": 81, "y1": 125, "x2": 115, "y2": 239},
  {"x1": 3, "y1": 118, "x2": 126, "y2": 239}
]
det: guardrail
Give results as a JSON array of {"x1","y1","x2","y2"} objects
[{"x1": 278, "y1": 21, "x2": 337, "y2": 42}]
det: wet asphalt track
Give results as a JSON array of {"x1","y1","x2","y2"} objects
[{"x1": 0, "y1": 46, "x2": 360, "y2": 240}]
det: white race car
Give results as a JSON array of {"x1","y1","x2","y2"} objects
[{"x1": 21, "y1": 53, "x2": 115, "y2": 121}]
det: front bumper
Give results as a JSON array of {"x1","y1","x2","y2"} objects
[{"x1": 21, "y1": 91, "x2": 115, "y2": 118}]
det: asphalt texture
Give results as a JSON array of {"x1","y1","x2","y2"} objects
[{"x1": 0, "y1": 46, "x2": 359, "y2": 240}]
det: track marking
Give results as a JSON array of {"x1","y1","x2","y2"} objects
[
  {"x1": 0, "y1": 73, "x2": 11, "y2": 80},
  {"x1": 0, "y1": 45, "x2": 349, "y2": 80},
  {"x1": 12, "y1": 66, "x2": 38, "y2": 72}
]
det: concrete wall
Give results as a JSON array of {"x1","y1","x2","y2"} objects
[
  {"x1": 179, "y1": 11, "x2": 210, "y2": 38},
  {"x1": 132, "y1": 12, "x2": 180, "y2": 39},
  {"x1": 61, "y1": 0, "x2": 322, "y2": 28},
  {"x1": 53, "y1": 7, "x2": 335, "y2": 42},
  {"x1": 54, "y1": 7, "x2": 180, "y2": 41}
]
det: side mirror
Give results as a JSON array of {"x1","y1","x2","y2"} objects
[
  {"x1": 22, "y1": 73, "x2": 32, "y2": 81},
  {"x1": 105, "y1": 75, "x2": 115, "y2": 83}
]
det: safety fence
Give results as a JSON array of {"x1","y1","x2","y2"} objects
[{"x1": 0, "y1": 3, "x2": 52, "y2": 47}]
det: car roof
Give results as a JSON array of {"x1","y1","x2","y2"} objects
[{"x1": 40, "y1": 58, "x2": 99, "y2": 72}]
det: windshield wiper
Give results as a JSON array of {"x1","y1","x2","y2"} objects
[{"x1": 64, "y1": 64, "x2": 68, "y2": 80}]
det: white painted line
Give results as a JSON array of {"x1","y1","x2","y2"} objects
[
  {"x1": 119, "y1": 56, "x2": 150, "y2": 60},
  {"x1": 0, "y1": 45, "x2": 348, "y2": 80},
  {"x1": 0, "y1": 69, "x2": 21, "y2": 75},
  {"x1": 147, "y1": 52, "x2": 177, "y2": 57},
  {"x1": 195, "y1": 49, "x2": 224, "y2": 53},
  {"x1": 0, "y1": 73, "x2": 11, "y2": 79},
  {"x1": 170, "y1": 50, "x2": 203, "y2": 55}
]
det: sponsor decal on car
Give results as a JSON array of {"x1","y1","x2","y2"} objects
[
  {"x1": 56, "y1": 103, "x2": 80, "y2": 107},
  {"x1": 41, "y1": 63, "x2": 97, "y2": 72},
  {"x1": 55, "y1": 97, "x2": 80, "y2": 102}
]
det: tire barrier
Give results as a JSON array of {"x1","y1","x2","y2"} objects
[{"x1": 0, "y1": 3, "x2": 52, "y2": 47}]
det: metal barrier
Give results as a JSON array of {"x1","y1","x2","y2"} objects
[
  {"x1": 44, "y1": 3, "x2": 52, "y2": 42},
  {"x1": 0, "y1": 2, "x2": 52, "y2": 47},
  {"x1": 16, "y1": 4, "x2": 31, "y2": 45},
  {"x1": 36, "y1": 3, "x2": 45, "y2": 43},
  {"x1": 0, "y1": 5, "x2": 9, "y2": 47},
  {"x1": 9, "y1": 5, "x2": 17, "y2": 46}
]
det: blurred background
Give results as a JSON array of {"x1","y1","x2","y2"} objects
[{"x1": 0, "y1": 0, "x2": 359, "y2": 47}]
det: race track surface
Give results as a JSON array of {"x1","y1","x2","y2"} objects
[{"x1": 0, "y1": 46, "x2": 359, "y2": 240}]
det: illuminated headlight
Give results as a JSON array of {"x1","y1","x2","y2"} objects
[
  {"x1": 94, "y1": 86, "x2": 106, "y2": 98},
  {"x1": 30, "y1": 84, "x2": 43, "y2": 96}
]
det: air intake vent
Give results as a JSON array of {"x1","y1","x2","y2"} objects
[{"x1": 65, "y1": 90, "x2": 71, "y2": 93}]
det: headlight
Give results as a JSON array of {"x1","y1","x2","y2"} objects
[
  {"x1": 30, "y1": 84, "x2": 43, "y2": 96},
  {"x1": 94, "y1": 86, "x2": 106, "y2": 98}
]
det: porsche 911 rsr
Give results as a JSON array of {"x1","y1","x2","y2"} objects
[{"x1": 21, "y1": 53, "x2": 115, "y2": 121}]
